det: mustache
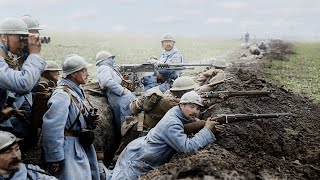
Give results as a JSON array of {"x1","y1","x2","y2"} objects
[{"x1": 9, "y1": 158, "x2": 21, "y2": 166}]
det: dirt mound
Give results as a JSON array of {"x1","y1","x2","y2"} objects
[
  {"x1": 141, "y1": 67, "x2": 320, "y2": 179},
  {"x1": 265, "y1": 39, "x2": 295, "y2": 61}
]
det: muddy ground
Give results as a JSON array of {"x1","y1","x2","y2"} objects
[{"x1": 141, "y1": 43, "x2": 320, "y2": 180}]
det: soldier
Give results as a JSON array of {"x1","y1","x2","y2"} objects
[
  {"x1": 111, "y1": 91, "x2": 225, "y2": 179},
  {"x1": 0, "y1": 130, "x2": 57, "y2": 179},
  {"x1": 114, "y1": 76, "x2": 198, "y2": 161},
  {"x1": 195, "y1": 59, "x2": 228, "y2": 92},
  {"x1": 244, "y1": 32, "x2": 250, "y2": 43},
  {"x1": 42, "y1": 54, "x2": 100, "y2": 180},
  {"x1": 36, "y1": 60, "x2": 62, "y2": 92},
  {"x1": 0, "y1": 17, "x2": 46, "y2": 132},
  {"x1": 7, "y1": 15, "x2": 46, "y2": 149},
  {"x1": 143, "y1": 33, "x2": 183, "y2": 91},
  {"x1": 96, "y1": 51, "x2": 135, "y2": 139}
]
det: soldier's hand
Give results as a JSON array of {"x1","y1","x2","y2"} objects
[
  {"x1": 28, "y1": 33, "x2": 41, "y2": 54},
  {"x1": 205, "y1": 119, "x2": 225, "y2": 134},
  {"x1": 14, "y1": 110, "x2": 27, "y2": 118},
  {"x1": 218, "y1": 93, "x2": 228, "y2": 101},
  {"x1": 48, "y1": 162, "x2": 61, "y2": 174},
  {"x1": 123, "y1": 88, "x2": 129, "y2": 95}
]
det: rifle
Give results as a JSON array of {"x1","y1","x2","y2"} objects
[
  {"x1": 184, "y1": 113, "x2": 293, "y2": 134},
  {"x1": 118, "y1": 63, "x2": 212, "y2": 92},
  {"x1": 199, "y1": 90, "x2": 271, "y2": 98}
]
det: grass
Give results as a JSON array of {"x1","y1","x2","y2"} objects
[
  {"x1": 41, "y1": 32, "x2": 239, "y2": 80},
  {"x1": 267, "y1": 42, "x2": 320, "y2": 102}
]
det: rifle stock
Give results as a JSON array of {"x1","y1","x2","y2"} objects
[{"x1": 183, "y1": 113, "x2": 293, "y2": 134}]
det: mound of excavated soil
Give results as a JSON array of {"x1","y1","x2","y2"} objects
[{"x1": 141, "y1": 62, "x2": 319, "y2": 179}]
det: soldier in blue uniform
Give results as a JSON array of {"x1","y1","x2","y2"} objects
[
  {"x1": 42, "y1": 54, "x2": 100, "y2": 180},
  {"x1": 0, "y1": 130, "x2": 57, "y2": 179}
]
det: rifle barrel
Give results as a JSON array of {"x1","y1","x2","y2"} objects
[
  {"x1": 200, "y1": 90, "x2": 270, "y2": 98},
  {"x1": 215, "y1": 113, "x2": 293, "y2": 123}
]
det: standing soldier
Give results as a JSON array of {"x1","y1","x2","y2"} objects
[
  {"x1": 7, "y1": 15, "x2": 46, "y2": 149},
  {"x1": 0, "y1": 17, "x2": 46, "y2": 132},
  {"x1": 42, "y1": 54, "x2": 100, "y2": 180},
  {"x1": 143, "y1": 33, "x2": 184, "y2": 91},
  {"x1": 36, "y1": 60, "x2": 62, "y2": 91},
  {"x1": 96, "y1": 51, "x2": 135, "y2": 140}
]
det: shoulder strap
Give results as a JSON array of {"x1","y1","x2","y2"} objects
[{"x1": 58, "y1": 85, "x2": 83, "y2": 130}]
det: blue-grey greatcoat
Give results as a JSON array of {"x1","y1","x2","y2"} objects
[
  {"x1": 0, "y1": 163, "x2": 58, "y2": 180},
  {"x1": 111, "y1": 106, "x2": 216, "y2": 179},
  {"x1": 96, "y1": 59, "x2": 135, "y2": 130},
  {"x1": 143, "y1": 47, "x2": 183, "y2": 91},
  {"x1": 42, "y1": 78, "x2": 100, "y2": 180},
  {"x1": 0, "y1": 53, "x2": 46, "y2": 129}
]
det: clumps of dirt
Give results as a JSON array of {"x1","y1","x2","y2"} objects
[
  {"x1": 264, "y1": 39, "x2": 296, "y2": 61},
  {"x1": 141, "y1": 67, "x2": 320, "y2": 180}
]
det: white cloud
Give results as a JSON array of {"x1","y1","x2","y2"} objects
[
  {"x1": 70, "y1": 9, "x2": 98, "y2": 20},
  {"x1": 0, "y1": 0, "x2": 60, "y2": 7},
  {"x1": 240, "y1": 20, "x2": 265, "y2": 31},
  {"x1": 154, "y1": 15, "x2": 184, "y2": 23},
  {"x1": 112, "y1": 24, "x2": 126, "y2": 32},
  {"x1": 205, "y1": 17, "x2": 233, "y2": 24}
]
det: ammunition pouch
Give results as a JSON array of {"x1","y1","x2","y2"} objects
[
  {"x1": 79, "y1": 129, "x2": 95, "y2": 148},
  {"x1": 121, "y1": 116, "x2": 138, "y2": 136},
  {"x1": 121, "y1": 79, "x2": 133, "y2": 91}
]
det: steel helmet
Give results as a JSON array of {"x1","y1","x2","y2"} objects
[
  {"x1": 213, "y1": 59, "x2": 228, "y2": 68},
  {"x1": 0, "y1": 131, "x2": 21, "y2": 151},
  {"x1": 62, "y1": 54, "x2": 90, "y2": 77},
  {"x1": 161, "y1": 33, "x2": 175, "y2": 42},
  {"x1": 170, "y1": 76, "x2": 198, "y2": 91},
  {"x1": 45, "y1": 60, "x2": 62, "y2": 71},
  {"x1": 95, "y1": 51, "x2": 115, "y2": 66},
  {"x1": 21, "y1": 15, "x2": 42, "y2": 30},
  {"x1": 0, "y1": 17, "x2": 29, "y2": 35},
  {"x1": 179, "y1": 91, "x2": 204, "y2": 107}
]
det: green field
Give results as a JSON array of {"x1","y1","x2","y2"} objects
[
  {"x1": 41, "y1": 32, "x2": 239, "y2": 80},
  {"x1": 41, "y1": 33, "x2": 320, "y2": 102},
  {"x1": 267, "y1": 42, "x2": 320, "y2": 102}
]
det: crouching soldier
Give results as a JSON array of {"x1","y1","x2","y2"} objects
[
  {"x1": 114, "y1": 76, "x2": 198, "y2": 161},
  {"x1": 42, "y1": 54, "x2": 100, "y2": 180},
  {"x1": 111, "y1": 91, "x2": 225, "y2": 179},
  {"x1": 0, "y1": 130, "x2": 57, "y2": 179}
]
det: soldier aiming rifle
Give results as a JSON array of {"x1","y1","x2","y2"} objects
[{"x1": 184, "y1": 113, "x2": 293, "y2": 134}]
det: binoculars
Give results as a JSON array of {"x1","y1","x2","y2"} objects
[
  {"x1": 87, "y1": 108, "x2": 99, "y2": 129},
  {"x1": 20, "y1": 36, "x2": 51, "y2": 44}
]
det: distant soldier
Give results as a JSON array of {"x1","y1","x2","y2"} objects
[
  {"x1": 42, "y1": 54, "x2": 100, "y2": 180},
  {"x1": 111, "y1": 91, "x2": 225, "y2": 179},
  {"x1": 0, "y1": 17, "x2": 46, "y2": 133},
  {"x1": 0, "y1": 130, "x2": 57, "y2": 179},
  {"x1": 244, "y1": 32, "x2": 250, "y2": 43},
  {"x1": 96, "y1": 51, "x2": 135, "y2": 139},
  {"x1": 114, "y1": 76, "x2": 198, "y2": 161},
  {"x1": 143, "y1": 33, "x2": 183, "y2": 92}
]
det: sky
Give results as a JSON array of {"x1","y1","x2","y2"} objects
[{"x1": 0, "y1": 0, "x2": 319, "y2": 40}]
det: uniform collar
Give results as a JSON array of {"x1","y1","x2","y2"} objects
[
  {"x1": 59, "y1": 78, "x2": 86, "y2": 100},
  {"x1": 172, "y1": 105, "x2": 189, "y2": 124}
]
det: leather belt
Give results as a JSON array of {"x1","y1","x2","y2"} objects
[{"x1": 64, "y1": 130, "x2": 81, "y2": 137}]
